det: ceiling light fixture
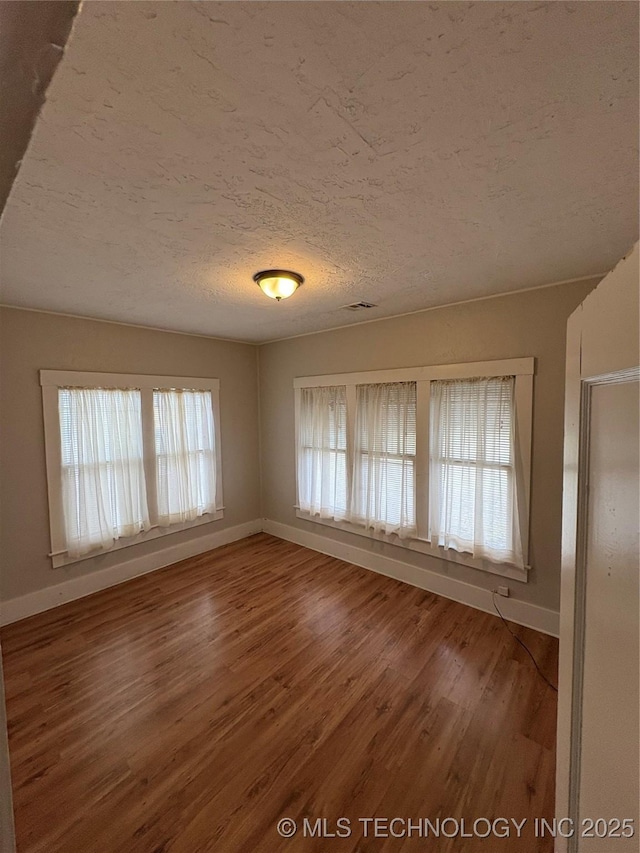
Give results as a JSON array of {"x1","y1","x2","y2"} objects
[{"x1": 254, "y1": 269, "x2": 304, "y2": 301}]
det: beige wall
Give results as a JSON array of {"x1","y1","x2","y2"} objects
[
  {"x1": 0, "y1": 278, "x2": 600, "y2": 612},
  {"x1": 0, "y1": 308, "x2": 260, "y2": 602},
  {"x1": 258, "y1": 278, "x2": 600, "y2": 612}
]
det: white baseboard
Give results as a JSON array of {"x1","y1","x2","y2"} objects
[
  {"x1": 1, "y1": 517, "x2": 559, "y2": 637},
  {"x1": 263, "y1": 519, "x2": 559, "y2": 637},
  {"x1": 0, "y1": 519, "x2": 262, "y2": 627}
]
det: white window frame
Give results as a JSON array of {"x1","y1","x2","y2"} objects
[
  {"x1": 41, "y1": 370, "x2": 224, "y2": 568},
  {"x1": 294, "y1": 357, "x2": 534, "y2": 582}
]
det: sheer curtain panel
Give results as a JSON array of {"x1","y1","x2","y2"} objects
[
  {"x1": 429, "y1": 376, "x2": 524, "y2": 567},
  {"x1": 154, "y1": 389, "x2": 217, "y2": 525},
  {"x1": 351, "y1": 382, "x2": 417, "y2": 538},
  {"x1": 58, "y1": 388, "x2": 150, "y2": 557},
  {"x1": 297, "y1": 386, "x2": 348, "y2": 520}
]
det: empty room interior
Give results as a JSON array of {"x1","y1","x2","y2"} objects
[{"x1": 0, "y1": 2, "x2": 638, "y2": 852}]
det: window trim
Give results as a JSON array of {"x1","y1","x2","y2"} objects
[
  {"x1": 294, "y1": 357, "x2": 534, "y2": 583},
  {"x1": 41, "y1": 370, "x2": 224, "y2": 568}
]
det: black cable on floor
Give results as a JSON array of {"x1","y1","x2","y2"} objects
[{"x1": 491, "y1": 591, "x2": 558, "y2": 693}]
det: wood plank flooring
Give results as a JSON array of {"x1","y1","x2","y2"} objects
[{"x1": 1, "y1": 533, "x2": 559, "y2": 852}]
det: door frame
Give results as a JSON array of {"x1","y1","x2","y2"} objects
[
  {"x1": 556, "y1": 244, "x2": 640, "y2": 852},
  {"x1": 559, "y1": 366, "x2": 640, "y2": 852}
]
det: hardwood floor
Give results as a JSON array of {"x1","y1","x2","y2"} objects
[{"x1": 1, "y1": 533, "x2": 558, "y2": 852}]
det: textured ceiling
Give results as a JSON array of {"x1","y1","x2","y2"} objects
[{"x1": 0, "y1": 1, "x2": 638, "y2": 343}]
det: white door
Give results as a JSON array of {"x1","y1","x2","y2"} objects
[{"x1": 556, "y1": 242, "x2": 639, "y2": 853}]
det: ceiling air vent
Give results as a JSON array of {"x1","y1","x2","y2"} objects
[{"x1": 342, "y1": 301, "x2": 377, "y2": 311}]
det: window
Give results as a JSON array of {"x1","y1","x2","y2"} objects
[
  {"x1": 154, "y1": 390, "x2": 217, "y2": 525},
  {"x1": 41, "y1": 371, "x2": 223, "y2": 567},
  {"x1": 351, "y1": 382, "x2": 416, "y2": 538},
  {"x1": 59, "y1": 388, "x2": 150, "y2": 557},
  {"x1": 429, "y1": 376, "x2": 523, "y2": 566},
  {"x1": 294, "y1": 358, "x2": 533, "y2": 582},
  {"x1": 296, "y1": 386, "x2": 347, "y2": 520}
]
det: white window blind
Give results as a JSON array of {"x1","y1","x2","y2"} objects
[
  {"x1": 154, "y1": 389, "x2": 218, "y2": 525},
  {"x1": 58, "y1": 388, "x2": 150, "y2": 557},
  {"x1": 297, "y1": 386, "x2": 348, "y2": 520},
  {"x1": 293, "y1": 359, "x2": 533, "y2": 580},
  {"x1": 351, "y1": 382, "x2": 417, "y2": 538},
  {"x1": 429, "y1": 376, "x2": 524, "y2": 567}
]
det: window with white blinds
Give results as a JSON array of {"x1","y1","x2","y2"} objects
[
  {"x1": 58, "y1": 388, "x2": 150, "y2": 557},
  {"x1": 295, "y1": 382, "x2": 416, "y2": 535},
  {"x1": 351, "y1": 382, "x2": 417, "y2": 537},
  {"x1": 294, "y1": 358, "x2": 533, "y2": 581},
  {"x1": 42, "y1": 371, "x2": 223, "y2": 567},
  {"x1": 297, "y1": 386, "x2": 348, "y2": 519},
  {"x1": 154, "y1": 389, "x2": 217, "y2": 525},
  {"x1": 429, "y1": 376, "x2": 524, "y2": 567}
]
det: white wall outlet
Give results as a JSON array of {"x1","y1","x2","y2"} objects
[{"x1": 497, "y1": 586, "x2": 510, "y2": 598}]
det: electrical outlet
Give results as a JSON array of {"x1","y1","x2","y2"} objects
[{"x1": 497, "y1": 586, "x2": 510, "y2": 598}]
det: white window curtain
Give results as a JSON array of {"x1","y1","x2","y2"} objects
[
  {"x1": 154, "y1": 389, "x2": 217, "y2": 526},
  {"x1": 429, "y1": 376, "x2": 524, "y2": 567},
  {"x1": 297, "y1": 386, "x2": 348, "y2": 520},
  {"x1": 58, "y1": 388, "x2": 150, "y2": 558},
  {"x1": 351, "y1": 382, "x2": 417, "y2": 538}
]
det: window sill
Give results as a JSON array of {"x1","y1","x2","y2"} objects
[
  {"x1": 295, "y1": 509, "x2": 529, "y2": 583},
  {"x1": 50, "y1": 509, "x2": 224, "y2": 568}
]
